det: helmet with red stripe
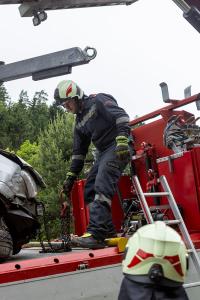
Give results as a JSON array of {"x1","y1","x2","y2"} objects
[
  {"x1": 123, "y1": 221, "x2": 188, "y2": 283},
  {"x1": 54, "y1": 80, "x2": 84, "y2": 106}
]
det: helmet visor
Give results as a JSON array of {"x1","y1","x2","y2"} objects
[{"x1": 54, "y1": 88, "x2": 68, "y2": 106}]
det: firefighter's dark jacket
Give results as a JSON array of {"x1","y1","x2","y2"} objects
[{"x1": 70, "y1": 93, "x2": 130, "y2": 175}]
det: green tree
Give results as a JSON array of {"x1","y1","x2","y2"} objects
[
  {"x1": 16, "y1": 139, "x2": 39, "y2": 169},
  {"x1": 6, "y1": 100, "x2": 32, "y2": 149},
  {"x1": 0, "y1": 84, "x2": 11, "y2": 148},
  {"x1": 0, "y1": 87, "x2": 64, "y2": 150},
  {"x1": 4, "y1": 90, "x2": 52, "y2": 150},
  {"x1": 0, "y1": 104, "x2": 9, "y2": 148},
  {"x1": 0, "y1": 84, "x2": 10, "y2": 105},
  {"x1": 28, "y1": 90, "x2": 50, "y2": 142},
  {"x1": 36, "y1": 112, "x2": 74, "y2": 237},
  {"x1": 1, "y1": 89, "x2": 33, "y2": 150},
  {"x1": 49, "y1": 101, "x2": 65, "y2": 122},
  {"x1": 18, "y1": 90, "x2": 31, "y2": 107}
]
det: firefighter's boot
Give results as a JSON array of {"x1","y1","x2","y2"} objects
[
  {"x1": 87, "y1": 194, "x2": 117, "y2": 239},
  {"x1": 71, "y1": 233, "x2": 106, "y2": 249}
]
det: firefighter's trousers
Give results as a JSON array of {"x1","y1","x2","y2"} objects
[
  {"x1": 84, "y1": 143, "x2": 127, "y2": 240},
  {"x1": 118, "y1": 277, "x2": 189, "y2": 300}
]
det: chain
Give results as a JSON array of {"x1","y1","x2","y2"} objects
[{"x1": 38, "y1": 192, "x2": 72, "y2": 253}]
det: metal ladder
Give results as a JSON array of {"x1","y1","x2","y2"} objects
[{"x1": 132, "y1": 174, "x2": 200, "y2": 288}]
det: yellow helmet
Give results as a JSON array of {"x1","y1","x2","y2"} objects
[{"x1": 123, "y1": 221, "x2": 188, "y2": 283}]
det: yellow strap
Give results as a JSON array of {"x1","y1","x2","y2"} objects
[
  {"x1": 105, "y1": 237, "x2": 128, "y2": 253},
  {"x1": 81, "y1": 232, "x2": 92, "y2": 238}
]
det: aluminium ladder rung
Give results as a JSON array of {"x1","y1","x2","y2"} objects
[
  {"x1": 143, "y1": 192, "x2": 169, "y2": 197},
  {"x1": 184, "y1": 281, "x2": 200, "y2": 288},
  {"x1": 132, "y1": 174, "x2": 200, "y2": 278},
  {"x1": 164, "y1": 219, "x2": 181, "y2": 225},
  {"x1": 160, "y1": 175, "x2": 200, "y2": 276},
  {"x1": 187, "y1": 249, "x2": 193, "y2": 253},
  {"x1": 149, "y1": 204, "x2": 170, "y2": 210}
]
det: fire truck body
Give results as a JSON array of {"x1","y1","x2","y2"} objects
[
  {"x1": 0, "y1": 93, "x2": 200, "y2": 298},
  {"x1": 11, "y1": 95, "x2": 200, "y2": 300},
  {"x1": 0, "y1": 248, "x2": 123, "y2": 300},
  {"x1": 0, "y1": 1, "x2": 200, "y2": 298},
  {"x1": 72, "y1": 92, "x2": 200, "y2": 243},
  {"x1": 0, "y1": 248, "x2": 199, "y2": 299}
]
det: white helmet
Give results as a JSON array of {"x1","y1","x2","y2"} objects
[
  {"x1": 123, "y1": 221, "x2": 188, "y2": 283},
  {"x1": 54, "y1": 80, "x2": 84, "y2": 106}
]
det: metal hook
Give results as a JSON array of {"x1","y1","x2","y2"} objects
[{"x1": 83, "y1": 46, "x2": 97, "y2": 60}]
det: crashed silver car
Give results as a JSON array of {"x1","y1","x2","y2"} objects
[{"x1": 0, "y1": 149, "x2": 45, "y2": 260}]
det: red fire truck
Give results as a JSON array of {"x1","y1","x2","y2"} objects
[
  {"x1": 1, "y1": 1, "x2": 200, "y2": 299},
  {"x1": 1, "y1": 88, "x2": 200, "y2": 299}
]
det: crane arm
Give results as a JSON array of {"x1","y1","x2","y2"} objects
[
  {"x1": 0, "y1": 46, "x2": 97, "y2": 82},
  {"x1": 0, "y1": 0, "x2": 200, "y2": 32}
]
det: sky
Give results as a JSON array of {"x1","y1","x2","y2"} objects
[{"x1": 1, "y1": 0, "x2": 200, "y2": 120}]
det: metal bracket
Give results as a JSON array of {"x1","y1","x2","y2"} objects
[
  {"x1": 183, "y1": 6, "x2": 200, "y2": 34},
  {"x1": 18, "y1": 0, "x2": 137, "y2": 17},
  {"x1": 172, "y1": 0, "x2": 200, "y2": 33},
  {"x1": 160, "y1": 82, "x2": 170, "y2": 103},
  {"x1": 17, "y1": 0, "x2": 138, "y2": 25},
  {"x1": 172, "y1": 0, "x2": 190, "y2": 13},
  {"x1": 184, "y1": 85, "x2": 191, "y2": 98},
  {"x1": 0, "y1": 46, "x2": 97, "y2": 82},
  {"x1": 160, "y1": 82, "x2": 193, "y2": 104}
]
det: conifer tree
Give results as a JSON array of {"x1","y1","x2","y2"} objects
[
  {"x1": 0, "y1": 84, "x2": 10, "y2": 105},
  {"x1": 0, "y1": 84, "x2": 10, "y2": 148},
  {"x1": 37, "y1": 112, "x2": 74, "y2": 237}
]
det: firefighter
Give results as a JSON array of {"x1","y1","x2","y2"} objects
[
  {"x1": 54, "y1": 80, "x2": 130, "y2": 249},
  {"x1": 118, "y1": 221, "x2": 189, "y2": 300}
]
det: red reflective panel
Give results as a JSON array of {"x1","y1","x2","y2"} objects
[{"x1": 127, "y1": 249, "x2": 154, "y2": 268}]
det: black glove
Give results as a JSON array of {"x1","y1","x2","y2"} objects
[
  {"x1": 63, "y1": 172, "x2": 77, "y2": 196},
  {"x1": 115, "y1": 136, "x2": 130, "y2": 161}
]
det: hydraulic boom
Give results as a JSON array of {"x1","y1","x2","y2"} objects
[
  {"x1": 0, "y1": 46, "x2": 97, "y2": 82},
  {"x1": 0, "y1": 0, "x2": 200, "y2": 32}
]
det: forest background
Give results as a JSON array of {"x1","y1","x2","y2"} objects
[{"x1": 0, "y1": 84, "x2": 91, "y2": 239}]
